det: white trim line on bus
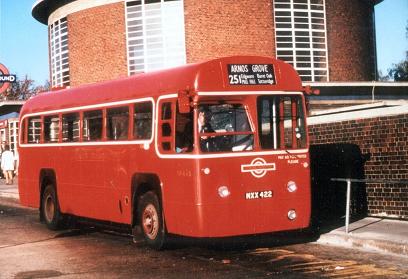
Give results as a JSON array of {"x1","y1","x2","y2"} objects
[
  {"x1": 19, "y1": 97, "x2": 156, "y2": 147},
  {"x1": 153, "y1": 93, "x2": 308, "y2": 160},
  {"x1": 21, "y1": 97, "x2": 154, "y2": 118},
  {"x1": 197, "y1": 91, "x2": 304, "y2": 96}
]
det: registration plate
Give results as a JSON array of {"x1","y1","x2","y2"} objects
[{"x1": 245, "y1": 190, "x2": 273, "y2": 200}]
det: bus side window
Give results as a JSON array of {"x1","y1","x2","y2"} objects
[
  {"x1": 175, "y1": 104, "x2": 193, "y2": 153},
  {"x1": 28, "y1": 117, "x2": 41, "y2": 144},
  {"x1": 107, "y1": 106, "x2": 129, "y2": 140},
  {"x1": 160, "y1": 102, "x2": 173, "y2": 151},
  {"x1": 20, "y1": 118, "x2": 26, "y2": 144},
  {"x1": 83, "y1": 110, "x2": 103, "y2": 141},
  {"x1": 133, "y1": 102, "x2": 152, "y2": 140},
  {"x1": 257, "y1": 96, "x2": 306, "y2": 150},
  {"x1": 44, "y1": 115, "x2": 60, "y2": 143},
  {"x1": 62, "y1": 113, "x2": 80, "y2": 142}
]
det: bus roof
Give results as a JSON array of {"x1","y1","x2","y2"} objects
[{"x1": 21, "y1": 56, "x2": 302, "y2": 116}]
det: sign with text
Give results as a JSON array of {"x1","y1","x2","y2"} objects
[
  {"x1": 227, "y1": 64, "x2": 275, "y2": 86},
  {"x1": 0, "y1": 63, "x2": 16, "y2": 95}
]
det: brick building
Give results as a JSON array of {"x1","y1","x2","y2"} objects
[
  {"x1": 308, "y1": 104, "x2": 408, "y2": 220},
  {"x1": 32, "y1": 0, "x2": 381, "y2": 89}
]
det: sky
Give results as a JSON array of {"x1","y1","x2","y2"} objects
[
  {"x1": 0, "y1": 0, "x2": 48, "y2": 86},
  {"x1": 0, "y1": 0, "x2": 407, "y2": 85},
  {"x1": 375, "y1": 0, "x2": 408, "y2": 77}
]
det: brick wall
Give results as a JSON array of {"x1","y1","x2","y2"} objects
[
  {"x1": 68, "y1": 2, "x2": 128, "y2": 87},
  {"x1": 184, "y1": 0, "x2": 276, "y2": 63},
  {"x1": 326, "y1": 0, "x2": 376, "y2": 81},
  {"x1": 54, "y1": 0, "x2": 378, "y2": 86},
  {"x1": 309, "y1": 112, "x2": 408, "y2": 220}
]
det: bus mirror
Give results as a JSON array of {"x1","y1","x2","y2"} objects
[{"x1": 178, "y1": 89, "x2": 192, "y2": 113}]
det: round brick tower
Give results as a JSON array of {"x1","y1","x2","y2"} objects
[{"x1": 32, "y1": 0, "x2": 380, "y2": 88}]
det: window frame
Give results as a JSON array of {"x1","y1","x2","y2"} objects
[
  {"x1": 62, "y1": 112, "x2": 81, "y2": 143},
  {"x1": 19, "y1": 98, "x2": 155, "y2": 146},
  {"x1": 257, "y1": 95, "x2": 308, "y2": 150},
  {"x1": 82, "y1": 109, "x2": 104, "y2": 142},
  {"x1": 43, "y1": 114, "x2": 61, "y2": 143},
  {"x1": 49, "y1": 16, "x2": 70, "y2": 87},
  {"x1": 133, "y1": 101, "x2": 154, "y2": 140},
  {"x1": 274, "y1": 0, "x2": 329, "y2": 82},
  {"x1": 107, "y1": 106, "x2": 131, "y2": 141},
  {"x1": 125, "y1": 0, "x2": 187, "y2": 75}
]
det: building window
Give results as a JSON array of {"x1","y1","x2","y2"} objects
[
  {"x1": 125, "y1": 0, "x2": 186, "y2": 75},
  {"x1": 49, "y1": 17, "x2": 70, "y2": 88},
  {"x1": 8, "y1": 120, "x2": 19, "y2": 154},
  {"x1": 274, "y1": 0, "x2": 329, "y2": 82}
]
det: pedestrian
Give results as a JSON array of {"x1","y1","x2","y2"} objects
[
  {"x1": 14, "y1": 149, "x2": 19, "y2": 176},
  {"x1": 1, "y1": 145, "x2": 15, "y2": 185}
]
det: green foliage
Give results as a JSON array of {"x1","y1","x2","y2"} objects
[
  {"x1": 1, "y1": 75, "x2": 50, "y2": 100},
  {"x1": 388, "y1": 54, "x2": 408, "y2": 81}
]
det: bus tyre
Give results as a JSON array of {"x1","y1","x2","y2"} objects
[
  {"x1": 138, "y1": 191, "x2": 166, "y2": 250},
  {"x1": 41, "y1": 184, "x2": 64, "y2": 230}
]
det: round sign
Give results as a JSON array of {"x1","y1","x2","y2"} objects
[{"x1": 0, "y1": 63, "x2": 13, "y2": 95}]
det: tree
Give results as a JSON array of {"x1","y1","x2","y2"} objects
[
  {"x1": 1, "y1": 75, "x2": 50, "y2": 101},
  {"x1": 387, "y1": 52, "x2": 408, "y2": 81},
  {"x1": 386, "y1": 21, "x2": 408, "y2": 81},
  {"x1": 377, "y1": 70, "x2": 390, "y2": 81}
]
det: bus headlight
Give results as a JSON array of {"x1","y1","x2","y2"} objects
[
  {"x1": 287, "y1": 181, "x2": 297, "y2": 193},
  {"x1": 218, "y1": 186, "x2": 230, "y2": 198},
  {"x1": 288, "y1": 210, "x2": 297, "y2": 220}
]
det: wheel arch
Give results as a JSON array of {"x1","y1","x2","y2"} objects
[
  {"x1": 130, "y1": 173, "x2": 163, "y2": 227},
  {"x1": 39, "y1": 169, "x2": 57, "y2": 221}
]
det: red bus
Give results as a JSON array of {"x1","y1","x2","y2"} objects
[{"x1": 18, "y1": 56, "x2": 311, "y2": 249}]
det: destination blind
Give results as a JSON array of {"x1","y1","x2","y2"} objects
[{"x1": 227, "y1": 64, "x2": 275, "y2": 85}]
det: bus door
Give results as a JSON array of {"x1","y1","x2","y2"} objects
[{"x1": 155, "y1": 97, "x2": 198, "y2": 230}]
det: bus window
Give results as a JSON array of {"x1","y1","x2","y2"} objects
[
  {"x1": 107, "y1": 106, "x2": 129, "y2": 140},
  {"x1": 158, "y1": 101, "x2": 174, "y2": 152},
  {"x1": 257, "y1": 95, "x2": 306, "y2": 150},
  {"x1": 28, "y1": 117, "x2": 41, "y2": 144},
  {"x1": 62, "y1": 113, "x2": 80, "y2": 142},
  {"x1": 161, "y1": 102, "x2": 172, "y2": 120},
  {"x1": 175, "y1": 104, "x2": 193, "y2": 153},
  {"x1": 133, "y1": 102, "x2": 152, "y2": 140},
  {"x1": 44, "y1": 115, "x2": 60, "y2": 143},
  {"x1": 198, "y1": 104, "x2": 253, "y2": 153},
  {"x1": 20, "y1": 118, "x2": 26, "y2": 144},
  {"x1": 83, "y1": 110, "x2": 103, "y2": 141}
]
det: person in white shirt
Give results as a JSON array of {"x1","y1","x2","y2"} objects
[{"x1": 1, "y1": 145, "x2": 15, "y2": 185}]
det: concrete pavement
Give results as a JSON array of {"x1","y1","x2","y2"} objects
[
  {"x1": 316, "y1": 217, "x2": 408, "y2": 258},
  {"x1": 0, "y1": 180, "x2": 407, "y2": 258},
  {"x1": 0, "y1": 178, "x2": 19, "y2": 200}
]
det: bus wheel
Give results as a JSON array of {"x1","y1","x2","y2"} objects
[
  {"x1": 138, "y1": 191, "x2": 166, "y2": 250},
  {"x1": 41, "y1": 184, "x2": 64, "y2": 230}
]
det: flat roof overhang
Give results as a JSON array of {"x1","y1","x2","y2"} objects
[
  {"x1": 32, "y1": 0, "x2": 77, "y2": 24},
  {"x1": 0, "y1": 101, "x2": 25, "y2": 117},
  {"x1": 32, "y1": 0, "x2": 385, "y2": 25}
]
